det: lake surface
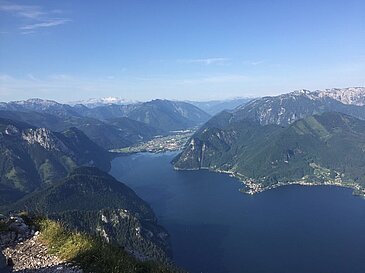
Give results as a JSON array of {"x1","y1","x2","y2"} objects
[{"x1": 110, "y1": 152, "x2": 365, "y2": 273}]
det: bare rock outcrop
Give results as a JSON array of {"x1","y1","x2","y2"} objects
[{"x1": 0, "y1": 215, "x2": 82, "y2": 273}]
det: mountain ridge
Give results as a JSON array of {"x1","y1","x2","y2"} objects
[
  {"x1": 0, "y1": 98, "x2": 211, "y2": 134},
  {"x1": 230, "y1": 87, "x2": 365, "y2": 126},
  {"x1": 73, "y1": 99, "x2": 211, "y2": 131},
  {"x1": 0, "y1": 110, "x2": 162, "y2": 150}
]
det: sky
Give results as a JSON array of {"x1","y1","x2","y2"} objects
[{"x1": 0, "y1": 0, "x2": 364, "y2": 102}]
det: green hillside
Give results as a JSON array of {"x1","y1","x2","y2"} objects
[
  {"x1": 5, "y1": 167, "x2": 171, "y2": 262},
  {"x1": 0, "y1": 118, "x2": 111, "y2": 205},
  {"x1": 174, "y1": 112, "x2": 365, "y2": 195}
]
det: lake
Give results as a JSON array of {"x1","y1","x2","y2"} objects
[{"x1": 110, "y1": 152, "x2": 365, "y2": 273}]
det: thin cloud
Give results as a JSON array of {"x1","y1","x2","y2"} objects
[
  {"x1": 0, "y1": 74, "x2": 14, "y2": 81},
  {"x1": 251, "y1": 60, "x2": 264, "y2": 66},
  {"x1": 0, "y1": 1, "x2": 71, "y2": 33},
  {"x1": 179, "y1": 58, "x2": 230, "y2": 65},
  {"x1": 243, "y1": 60, "x2": 265, "y2": 66},
  {"x1": 20, "y1": 30, "x2": 36, "y2": 35},
  {"x1": 26, "y1": 73, "x2": 40, "y2": 82},
  {"x1": 0, "y1": 3, "x2": 44, "y2": 19},
  {"x1": 49, "y1": 74, "x2": 74, "y2": 81},
  {"x1": 20, "y1": 19, "x2": 71, "y2": 30}
]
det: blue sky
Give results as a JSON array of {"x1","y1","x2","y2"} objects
[{"x1": 0, "y1": 0, "x2": 364, "y2": 102}]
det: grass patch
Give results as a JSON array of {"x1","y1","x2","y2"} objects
[{"x1": 36, "y1": 219, "x2": 178, "y2": 273}]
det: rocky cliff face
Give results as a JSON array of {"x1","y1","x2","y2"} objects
[
  {"x1": 96, "y1": 209, "x2": 170, "y2": 261},
  {"x1": 22, "y1": 128, "x2": 71, "y2": 152},
  {"x1": 315, "y1": 87, "x2": 365, "y2": 106}
]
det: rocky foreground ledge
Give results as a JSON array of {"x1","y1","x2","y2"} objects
[{"x1": 0, "y1": 215, "x2": 82, "y2": 273}]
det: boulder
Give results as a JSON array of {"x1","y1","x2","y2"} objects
[{"x1": 8, "y1": 221, "x2": 30, "y2": 235}]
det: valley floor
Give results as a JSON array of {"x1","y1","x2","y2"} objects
[{"x1": 110, "y1": 130, "x2": 194, "y2": 154}]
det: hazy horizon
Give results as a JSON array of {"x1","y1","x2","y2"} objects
[
  {"x1": 1, "y1": 0, "x2": 364, "y2": 102},
  {"x1": 1, "y1": 86, "x2": 365, "y2": 104},
  {"x1": 0, "y1": 95, "x2": 255, "y2": 104}
]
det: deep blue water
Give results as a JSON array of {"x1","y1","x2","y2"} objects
[{"x1": 110, "y1": 152, "x2": 365, "y2": 273}]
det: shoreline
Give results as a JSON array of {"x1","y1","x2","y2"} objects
[
  {"x1": 173, "y1": 165, "x2": 365, "y2": 199},
  {"x1": 114, "y1": 151, "x2": 365, "y2": 199}
]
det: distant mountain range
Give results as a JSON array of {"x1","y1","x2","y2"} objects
[
  {"x1": 70, "y1": 96, "x2": 253, "y2": 115},
  {"x1": 0, "y1": 98, "x2": 211, "y2": 149},
  {"x1": 231, "y1": 87, "x2": 365, "y2": 126},
  {"x1": 72, "y1": 99, "x2": 210, "y2": 131},
  {"x1": 174, "y1": 87, "x2": 365, "y2": 196},
  {"x1": 0, "y1": 98, "x2": 80, "y2": 117},
  {"x1": 69, "y1": 97, "x2": 138, "y2": 108},
  {"x1": 187, "y1": 98, "x2": 253, "y2": 115},
  {"x1": 0, "y1": 98, "x2": 210, "y2": 130}
]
